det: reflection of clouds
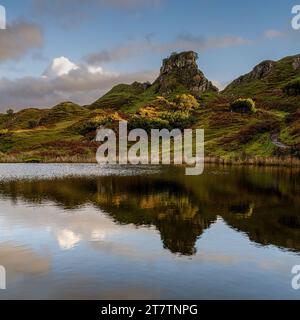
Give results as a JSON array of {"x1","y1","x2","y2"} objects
[
  {"x1": 0, "y1": 199, "x2": 165, "y2": 262},
  {"x1": 0, "y1": 200, "x2": 131, "y2": 253},
  {"x1": 91, "y1": 229, "x2": 107, "y2": 241},
  {"x1": 0, "y1": 243, "x2": 50, "y2": 279},
  {"x1": 0, "y1": 200, "x2": 297, "y2": 271},
  {"x1": 0, "y1": 201, "x2": 118, "y2": 237},
  {"x1": 56, "y1": 229, "x2": 81, "y2": 250}
]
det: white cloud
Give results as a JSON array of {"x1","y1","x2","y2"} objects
[
  {"x1": 43, "y1": 56, "x2": 79, "y2": 78},
  {"x1": 88, "y1": 65, "x2": 105, "y2": 74},
  {"x1": 56, "y1": 229, "x2": 81, "y2": 250}
]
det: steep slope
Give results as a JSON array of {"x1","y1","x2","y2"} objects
[{"x1": 223, "y1": 54, "x2": 300, "y2": 111}]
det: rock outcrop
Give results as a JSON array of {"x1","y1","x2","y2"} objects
[
  {"x1": 229, "y1": 60, "x2": 275, "y2": 87},
  {"x1": 292, "y1": 57, "x2": 300, "y2": 70},
  {"x1": 154, "y1": 51, "x2": 218, "y2": 95},
  {"x1": 224, "y1": 53, "x2": 300, "y2": 97}
]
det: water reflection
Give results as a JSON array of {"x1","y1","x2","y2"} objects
[{"x1": 0, "y1": 165, "x2": 299, "y2": 255}]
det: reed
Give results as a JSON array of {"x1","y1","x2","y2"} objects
[
  {"x1": 1, "y1": 153, "x2": 300, "y2": 168},
  {"x1": 204, "y1": 156, "x2": 300, "y2": 167}
]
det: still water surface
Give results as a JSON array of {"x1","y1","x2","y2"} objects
[{"x1": 0, "y1": 163, "x2": 299, "y2": 299}]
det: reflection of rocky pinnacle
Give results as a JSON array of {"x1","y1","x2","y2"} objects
[
  {"x1": 0, "y1": 265, "x2": 6, "y2": 289},
  {"x1": 0, "y1": 6, "x2": 6, "y2": 30}
]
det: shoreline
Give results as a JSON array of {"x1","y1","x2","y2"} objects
[{"x1": 0, "y1": 155, "x2": 299, "y2": 168}]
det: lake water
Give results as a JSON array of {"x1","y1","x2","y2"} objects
[{"x1": 0, "y1": 163, "x2": 299, "y2": 299}]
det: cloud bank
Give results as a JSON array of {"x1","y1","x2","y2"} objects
[
  {"x1": 0, "y1": 56, "x2": 156, "y2": 111},
  {"x1": 0, "y1": 30, "x2": 251, "y2": 111},
  {"x1": 0, "y1": 21, "x2": 43, "y2": 62}
]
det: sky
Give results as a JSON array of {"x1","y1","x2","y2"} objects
[{"x1": 0, "y1": 0, "x2": 299, "y2": 111}]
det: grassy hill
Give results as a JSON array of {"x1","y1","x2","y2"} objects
[
  {"x1": 223, "y1": 55, "x2": 300, "y2": 111},
  {"x1": 0, "y1": 51, "x2": 300, "y2": 165},
  {"x1": 223, "y1": 54, "x2": 300, "y2": 150}
]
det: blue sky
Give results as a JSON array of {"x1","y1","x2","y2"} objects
[{"x1": 0, "y1": 0, "x2": 299, "y2": 110}]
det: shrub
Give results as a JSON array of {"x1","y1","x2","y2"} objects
[
  {"x1": 28, "y1": 120, "x2": 39, "y2": 129},
  {"x1": 72, "y1": 113, "x2": 122, "y2": 136},
  {"x1": 230, "y1": 98, "x2": 256, "y2": 114},
  {"x1": 6, "y1": 109, "x2": 14, "y2": 116},
  {"x1": 161, "y1": 111, "x2": 195, "y2": 129},
  {"x1": 283, "y1": 78, "x2": 300, "y2": 96},
  {"x1": 73, "y1": 121, "x2": 100, "y2": 136},
  {"x1": 173, "y1": 94, "x2": 199, "y2": 111},
  {"x1": 128, "y1": 116, "x2": 170, "y2": 131},
  {"x1": 129, "y1": 110, "x2": 196, "y2": 132},
  {"x1": 137, "y1": 106, "x2": 158, "y2": 117},
  {"x1": 130, "y1": 94, "x2": 197, "y2": 131},
  {"x1": 155, "y1": 96, "x2": 173, "y2": 108}
]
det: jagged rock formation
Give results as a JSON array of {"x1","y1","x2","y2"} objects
[
  {"x1": 293, "y1": 57, "x2": 300, "y2": 70},
  {"x1": 154, "y1": 51, "x2": 218, "y2": 95},
  {"x1": 228, "y1": 60, "x2": 275, "y2": 87},
  {"x1": 223, "y1": 54, "x2": 300, "y2": 99}
]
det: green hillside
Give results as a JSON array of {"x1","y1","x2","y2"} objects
[
  {"x1": 223, "y1": 55, "x2": 300, "y2": 111},
  {"x1": 0, "y1": 51, "x2": 299, "y2": 164}
]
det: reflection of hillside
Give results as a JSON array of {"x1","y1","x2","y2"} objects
[
  {"x1": 0, "y1": 177, "x2": 217, "y2": 255},
  {"x1": 222, "y1": 203, "x2": 300, "y2": 251},
  {"x1": 93, "y1": 180, "x2": 216, "y2": 255},
  {"x1": 0, "y1": 165, "x2": 299, "y2": 255}
]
